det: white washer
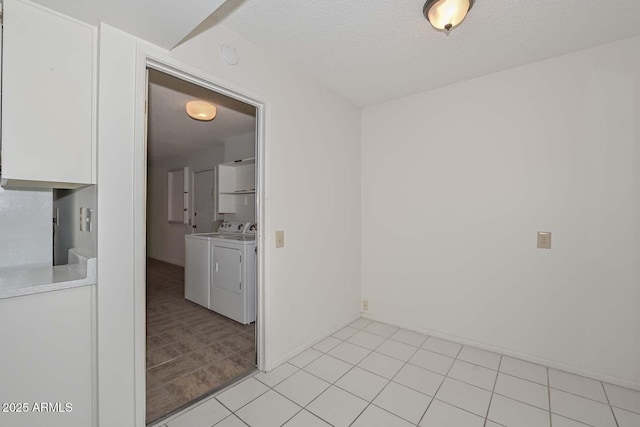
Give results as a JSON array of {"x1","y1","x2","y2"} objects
[
  {"x1": 184, "y1": 222, "x2": 256, "y2": 324},
  {"x1": 184, "y1": 234, "x2": 211, "y2": 308},
  {"x1": 184, "y1": 221, "x2": 246, "y2": 309}
]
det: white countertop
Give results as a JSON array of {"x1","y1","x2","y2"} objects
[{"x1": 0, "y1": 249, "x2": 96, "y2": 299}]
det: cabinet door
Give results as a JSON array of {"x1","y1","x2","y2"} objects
[
  {"x1": 0, "y1": 286, "x2": 94, "y2": 427},
  {"x1": 2, "y1": 0, "x2": 95, "y2": 187},
  {"x1": 218, "y1": 194, "x2": 236, "y2": 214}
]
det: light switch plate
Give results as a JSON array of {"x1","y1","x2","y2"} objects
[
  {"x1": 275, "y1": 230, "x2": 284, "y2": 248},
  {"x1": 537, "y1": 231, "x2": 551, "y2": 249}
]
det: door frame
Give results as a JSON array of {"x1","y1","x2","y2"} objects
[{"x1": 132, "y1": 49, "x2": 268, "y2": 425}]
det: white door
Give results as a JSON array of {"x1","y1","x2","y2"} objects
[{"x1": 192, "y1": 169, "x2": 215, "y2": 233}]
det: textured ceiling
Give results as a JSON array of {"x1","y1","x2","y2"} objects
[
  {"x1": 220, "y1": 0, "x2": 640, "y2": 106},
  {"x1": 31, "y1": 0, "x2": 227, "y2": 49},
  {"x1": 147, "y1": 70, "x2": 256, "y2": 164}
]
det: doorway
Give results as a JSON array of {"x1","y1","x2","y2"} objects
[{"x1": 144, "y1": 68, "x2": 259, "y2": 424}]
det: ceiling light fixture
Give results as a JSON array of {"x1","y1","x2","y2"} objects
[
  {"x1": 186, "y1": 101, "x2": 217, "y2": 121},
  {"x1": 423, "y1": 0, "x2": 474, "y2": 33}
]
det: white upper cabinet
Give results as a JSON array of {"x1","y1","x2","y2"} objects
[
  {"x1": 218, "y1": 158, "x2": 255, "y2": 214},
  {"x1": 1, "y1": 0, "x2": 96, "y2": 188}
]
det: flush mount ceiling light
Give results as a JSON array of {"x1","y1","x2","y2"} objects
[
  {"x1": 186, "y1": 101, "x2": 217, "y2": 121},
  {"x1": 423, "y1": 0, "x2": 474, "y2": 33}
]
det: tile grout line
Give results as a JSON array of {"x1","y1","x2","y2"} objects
[
  {"x1": 485, "y1": 383, "x2": 566, "y2": 420},
  {"x1": 268, "y1": 330, "x2": 379, "y2": 426},
  {"x1": 416, "y1": 339, "x2": 465, "y2": 426},
  {"x1": 360, "y1": 320, "x2": 634, "y2": 409},
  {"x1": 549, "y1": 385, "x2": 622, "y2": 407},
  {"x1": 214, "y1": 413, "x2": 250, "y2": 427},
  {"x1": 337, "y1": 329, "x2": 509, "y2": 382},
  {"x1": 246, "y1": 371, "x2": 325, "y2": 425},
  {"x1": 549, "y1": 408, "x2": 599, "y2": 427},
  {"x1": 324, "y1": 328, "x2": 416, "y2": 424},
  {"x1": 495, "y1": 368, "x2": 548, "y2": 387},
  {"x1": 344, "y1": 379, "x2": 391, "y2": 427},
  {"x1": 483, "y1": 355, "x2": 503, "y2": 427},
  {"x1": 302, "y1": 323, "x2": 421, "y2": 426},
  {"x1": 548, "y1": 367, "x2": 552, "y2": 427},
  {"x1": 346, "y1": 336, "x2": 422, "y2": 426},
  {"x1": 170, "y1": 318, "x2": 635, "y2": 427},
  {"x1": 492, "y1": 388, "x2": 554, "y2": 413},
  {"x1": 600, "y1": 380, "x2": 620, "y2": 427},
  {"x1": 213, "y1": 379, "x2": 271, "y2": 421}
]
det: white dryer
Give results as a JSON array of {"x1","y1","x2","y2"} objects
[
  {"x1": 184, "y1": 222, "x2": 256, "y2": 324},
  {"x1": 209, "y1": 233, "x2": 256, "y2": 324}
]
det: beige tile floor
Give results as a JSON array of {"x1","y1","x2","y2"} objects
[
  {"x1": 154, "y1": 317, "x2": 640, "y2": 427},
  {"x1": 146, "y1": 259, "x2": 256, "y2": 424}
]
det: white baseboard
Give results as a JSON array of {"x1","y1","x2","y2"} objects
[
  {"x1": 268, "y1": 313, "x2": 362, "y2": 371},
  {"x1": 361, "y1": 312, "x2": 640, "y2": 392}
]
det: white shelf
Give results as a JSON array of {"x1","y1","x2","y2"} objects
[
  {"x1": 218, "y1": 158, "x2": 256, "y2": 214},
  {"x1": 220, "y1": 190, "x2": 255, "y2": 195},
  {"x1": 224, "y1": 157, "x2": 255, "y2": 167}
]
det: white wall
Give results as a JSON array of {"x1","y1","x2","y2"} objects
[
  {"x1": 53, "y1": 185, "x2": 97, "y2": 265},
  {"x1": 224, "y1": 131, "x2": 255, "y2": 162},
  {"x1": 0, "y1": 187, "x2": 52, "y2": 268},
  {"x1": 172, "y1": 23, "x2": 363, "y2": 364},
  {"x1": 361, "y1": 36, "x2": 640, "y2": 389},
  {"x1": 147, "y1": 144, "x2": 224, "y2": 266},
  {"x1": 98, "y1": 21, "x2": 361, "y2": 426},
  {"x1": 97, "y1": 26, "x2": 138, "y2": 427},
  {"x1": 173, "y1": 27, "x2": 362, "y2": 367}
]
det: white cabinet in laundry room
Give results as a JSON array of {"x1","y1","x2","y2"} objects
[
  {"x1": 217, "y1": 158, "x2": 255, "y2": 214},
  {"x1": 1, "y1": 0, "x2": 96, "y2": 188}
]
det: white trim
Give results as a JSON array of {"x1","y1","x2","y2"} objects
[
  {"x1": 131, "y1": 45, "x2": 269, "y2": 425},
  {"x1": 361, "y1": 312, "x2": 640, "y2": 392},
  {"x1": 90, "y1": 284, "x2": 98, "y2": 427}
]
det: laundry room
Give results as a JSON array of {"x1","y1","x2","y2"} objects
[{"x1": 144, "y1": 69, "x2": 258, "y2": 423}]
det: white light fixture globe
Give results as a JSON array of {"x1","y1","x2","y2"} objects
[
  {"x1": 186, "y1": 101, "x2": 217, "y2": 121},
  {"x1": 423, "y1": 0, "x2": 474, "y2": 33}
]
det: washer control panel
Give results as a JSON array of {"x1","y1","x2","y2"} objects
[
  {"x1": 218, "y1": 221, "x2": 258, "y2": 235},
  {"x1": 218, "y1": 221, "x2": 247, "y2": 234},
  {"x1": 245, "y1": 223, "x2": 257, "y2": 235}
]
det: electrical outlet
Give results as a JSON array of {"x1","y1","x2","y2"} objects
[
  {"x1": 275, "y1": 230, "x2": 285, "y2": 248},
  {"x1": 537, "y1": 231, "x2": 551, "y2": 249},
  {"x1": 362, "y1": 300, "x2": 369, "y2": 311}
]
